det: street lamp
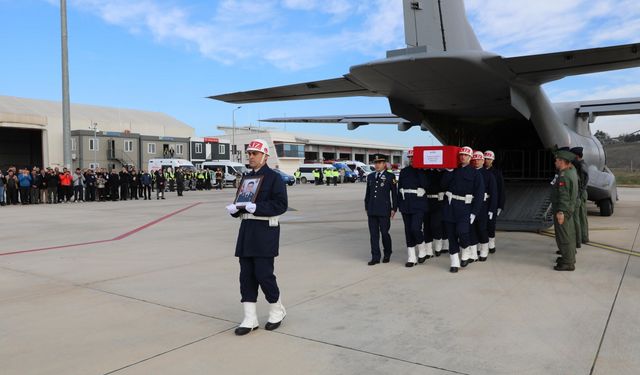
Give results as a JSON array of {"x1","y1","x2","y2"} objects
[
  {"x1": 90, "y1": 121, "x2": 98, "y2": 168},
  {"x1": 232, "y1": 106, "x2": 242, "y2": 162}
]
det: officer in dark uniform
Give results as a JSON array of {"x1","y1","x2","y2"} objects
[
  {"x1": 441, "y1": 146, "x2": 484, "y2": 273},
  {"x1": 424, "y1": 168, "x2": 446, "y2": 256},
  {"x1": 176, "y1": 167, "x2": 185, "y2": 196},
  {"x1": 469, "y1": 151, "x2": 497, "y2": 262},
  {"x1": 398, "y1": 150, "x2": 429, "y2": 267},
  {"x1": 109, "y1": 169, "x2": 120, "y2": 201},
  {"x1": 483, "y1": 150, "x2": 505, "y2": 254},
  {"x1": 551, "y1": 149, "x2": 579, "y2": 271},
  {"x1": 570, "y1": 147, "x2": 589, "y2": 245},
  {"x1": 226, "y1": 139, "x2": 287, "y2": 336},
  {"x1": 364, "y1": 154, "x2": 397, "y2": 266}
]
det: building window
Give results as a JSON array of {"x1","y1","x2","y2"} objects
[
  {"x1": 275, "y1": 143, "x2": 304, "y2": 158},
  {"x1": 89, "y1": 163, "x2": 99, "y2": 170},
  {"x1": 89, "y1": 138, "x2": 99, "y2": 151},
  {"x1": 148, "y1": 143, "x2": 156, "y2": 154},
  {"x1": 71, "y1": 138, "x2": 77, "y2": 151},
  {"x1": 176, "y1": 144, "x2": 184, "y2": 155},
  {"x1": 195, "y1": 143, "x2": 203, "y2": 154},
  {"x1": 219, "y1": 144, "x2": 226, "y2": 154},
  {"x1": 124, "y1": 140, "x2": 133, "y2": 152}
]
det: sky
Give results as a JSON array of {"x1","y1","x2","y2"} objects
[{"x1": 1, "y1": 0, "x2": 640, "y2": 146}]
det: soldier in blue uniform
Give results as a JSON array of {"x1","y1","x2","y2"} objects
[
  {"x1": 398, "y1": 150, "x2": 429, "y2": 267},
  {"x1": 483, "y1": 150, "x2": 505, "y2": 254},
  {"x1": 469, "y1": 151, "x2": 498, "y2": 262},
  {"x1": 424, "y1": 168, "x2": 446, "y2": 257},
  {"x1": 441, "y1": 146, "x2": 485, "y2": 273},
  {"x1": 364, "y1": 154, "x2": 398, "y2": 266},
  {"x1": 226, "y1": 139, "x2": 288, "y2": 336}
]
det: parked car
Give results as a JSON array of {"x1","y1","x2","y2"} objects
[{"x1": 273, "y1": 168, "x2": 295, "y2": 186}]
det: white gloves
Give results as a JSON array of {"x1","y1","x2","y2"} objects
[
  {"x1": 488, "y1": 212, "x2": 493, "y2": 220},
  {"x1": 226, "y1": 204, "x2": 239, "y2": 215},
  {"x1": 497, "y1": 208, "x2": 502, "y2": 216},
  {"x1": 416, "y1": 188, "x2": 426, "y2": 197},
  {"x1": 470, "y1": 214, "x2": 476, "y2": 224},
  {"x1": 245, "y1": 202, "x2": 257, "y2": 214}
]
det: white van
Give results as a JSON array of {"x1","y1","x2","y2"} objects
[
  {"x1": 202, "y1": 161, "x2": 249, "y2": 187},
  {"x1": 297, "y1": 163, "x2": 335, "y2": 184},
  {"x1": 147, "y1": 158, "x2": 196, "y2": 173},
  {"x1": 345, "y1": 161, "x2": 374, "y2": 179}
]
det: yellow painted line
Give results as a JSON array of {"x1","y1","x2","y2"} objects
[{"x1": 539, "y1": 231, "x2": 640, "y2": 257}]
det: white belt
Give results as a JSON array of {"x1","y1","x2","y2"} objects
[
  {"x1": 445, "y1": 192, "x2": 473, "y2": 204},
  {"x1": 484, "y1": 193, "x2": 490, "y2": 201},
  {"x1": 240, "y1": 214, "x2": 280, "y2": 227},
  {"x1": 400, "y1": 188, "x2": 425, "y2": 199},
  {"x1": 427, "y1": 192, "x2": 445, "y2": 201}
]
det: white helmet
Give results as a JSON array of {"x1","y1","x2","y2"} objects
[
  {"x1": 458, "y1": 146, "x2": 473, "y2": 157},
  {"x1": 246, "y1": 139, "x2": 270, "y2": 156},
  {"x1": 484, "y1": 150, "x2": 495, "y2": 160}
]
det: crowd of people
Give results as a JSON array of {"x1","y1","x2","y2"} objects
[{"x1": 0, "y1": 165, "x2": 227, "y2": 206}]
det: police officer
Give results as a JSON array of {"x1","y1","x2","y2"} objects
[
  {"x1": 424, "y1": 168, "x2": 446, "y2": 257},
  {"x1": 175, "y1": 167, "x2": 185, "y2": 196},
  {"x1": 364, "y1": 154, "x2": 398, "y2": 265},
  {"x1": 313, "y1": 169, "x2": 320, "y2": 185},
  {"x1": 570, "y1": 147, "x2": 589, "y2": 245},
  {"x1": 483, "y1": 151, "x2": 505, "y2": 254},
  {"x1": 226, "y1": 139, "x2": 287, "y2": 335},
  {"x1": 398, "y1": 150, "x2": 429, "y2": 267},
  {"x1": 552, "y1": 149, "x2": 579, "y2": 271},
  {"x1": 294, "y1": 169, "x2": 301, "y2": 185},
  {"x1": 469, "y1": 151, "x2": 497, "y2": 262},
  {"x1": 441, "y1": 146, "x2": 484, "y2": 273},
  {"x1": 165, "y1": 167, "x2": 176, "y2": 192}
]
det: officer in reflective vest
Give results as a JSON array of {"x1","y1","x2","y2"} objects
[
  {"x1": 441, "y1": 146, "x2": 485, "y2": 273},
  {"x1": 398, "y1": 150, "x2": 430, "y2": 267},
  {"x1": 364, "y1": 154, "x2": 398, "y2": 265},
  {"x1": 225, "y1": 138, "x2": 288, "y2": 335},
  {"x1": 483, "y1": 150, "x2": 505, "y2": 254},
  {"x1": 294, "y1": 169, "x2": 301, "y2": 184},
  {"x1": 469, "y1": 151, "x2": 497, "y2": 262},
  {"x1": 313, "y1": 169, "x2": 320, "y2": 185},
  {"x1": 424, "y1": 168, "x2": 446, "y2": 257}
]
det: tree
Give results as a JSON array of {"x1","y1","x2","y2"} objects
[{"x1": 594, "y1": 130, "x2": 612, "y2": 144}]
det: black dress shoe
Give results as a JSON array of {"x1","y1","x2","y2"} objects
[
  {"x1": 405, "y1": 262, "x2": 416, "y2": 268},
  {"x1": 382, "y1": 256, "x2": 391, "y2": 263},
  {"x1": 418, "y1": 255, "x2": 430, "y2": 263},
  {"x1": 479, "y1": 257, "x2": 487, "y2": 262},
  {"x1": 554, "y1": 264, "x2": 575, "y2": 271},
  {"x1": 489, "y1": 247, "x2": 496, "y2": 254},
  {"x1": 460, "y1": 260, "x2": 469, "y2": 268},
  {"x1": 265, "y1": 318, "x2": 284, "y2": 331},
  {"x1": 435, "y1": 251, "x2": 441, "y2": 257},
  {"x1": 367, "y1": 260, "x2": 380, "y2": 266},
  {"x1": 234, "y1": 326, "x2": 258, "y2": 336},
  {"x1": 468, "y1": 259, "x2": 475, "y2": 264},
  {"x1": 450, "y1": 267, "x2": 458, "y2": 273},
  {"x1": 556, "y1": 250, "x2": 562, "y2": 255}
]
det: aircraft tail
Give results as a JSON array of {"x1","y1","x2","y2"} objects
[{"x1": 403, "y1": 0, "x2": 482, "y2": 51}]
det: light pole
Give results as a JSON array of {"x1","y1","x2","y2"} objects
[
  {"x1": 90, "y1": 122, "x2": 98, "y2": 168},
  {"x1": 61, "y1": 0, "x2": 71, "y2": 169},
  {"x1": 232, "y1": 106, "x2": 242, "y2": 162}
]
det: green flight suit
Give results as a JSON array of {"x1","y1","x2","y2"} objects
[
  {"x1": 573, "y1": 159, "x2": 590, "y2": 244},
  {"x1": 551, "y1": 166, "x2": 579, "y2": 266}
]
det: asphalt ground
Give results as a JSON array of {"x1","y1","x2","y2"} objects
[{"x1": 1, "y1": 183, "x2": 638, "y2": 375}]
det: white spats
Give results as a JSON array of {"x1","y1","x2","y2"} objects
[
  {"x1": 480, "y1": 243, "x2": 490, "y2": 258},
  {"x1": 460, "y1": 247, "x2": 470, "y2": 261},
  {"x1": 418, "y1": 242, "x2": 433, "y2": 258},
  {"x1": 442, "y1": 239, "x2": 449, "y2": 251},
  {"x1": 489, "y1": 237, "x2": 496, "y2": 249},
  {"x1": 407, "y1": 247, "x2": 417, "y2": 265},
  {"x1": 470, "y1": 245, "x2": 478, "y2": 261},
  {"x1": 267, "y1": 299, "x2": 286, "y2": 324},
  {"x1": 450, "y1": 253, "x2": 460, "y2": 268},
  {"x1": 239, "y1": 302, "x2": 259, "y2": 329},
  {"x1": 434, "y1": 239, "x2": 443, "y2": 253}
]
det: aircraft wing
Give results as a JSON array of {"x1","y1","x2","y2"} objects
[
  {"x1": 209, "y1": 76, "x2": 378, "y2": 104},
  {"x1": 499, "y1": 43, "x2": 640, "y2": 84},
  {"x1": 261, "y1": 114, "x2": 413, "y2": 130},
  {"x1": 575, "y1": 97, "x2": 640, "y2": 118}
]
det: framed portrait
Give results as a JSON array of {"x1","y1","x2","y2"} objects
[{"x1": 234, "y1": 175, "x2": 264, "y2": 207}]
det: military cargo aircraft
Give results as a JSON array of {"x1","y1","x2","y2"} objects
[{"x1": 210, "y1": 0, "x2": 640, "y2": 231}]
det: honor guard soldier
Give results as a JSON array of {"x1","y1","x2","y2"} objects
[
  {"x1": 398, "y1": 150, "x2": 430, "y2": 267},
  {"x1": 364, "y1": 154, "x2": 398, "y2": 266},
  {"x1": 175, "y1": 167, "x2": 185, "y2": 197},
  {"x1": 483, "y1": 151, "x2": 505, "y2": 254},
  {"x1": 551, "y1": 149, "x2": 579, "y2": 271},
  {"x1": 570, "y1": 147, "x2": 589, "y2": 245},
  {"x1": 225, "y1": 139, "x2": 288, "y2": 335},
  {"x1": 424, "y1": 168, "x2": 447, "y2": 257},
  {"x1": 441, "y1": 146, "x2": 484, "y2": 273},
  {"x1": 470, "y1": 151, "x2": 497, "y2": 262}
]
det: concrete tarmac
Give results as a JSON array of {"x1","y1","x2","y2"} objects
[{"x1": 0, "y1": 184, "x2": 638, "y2": 375}]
